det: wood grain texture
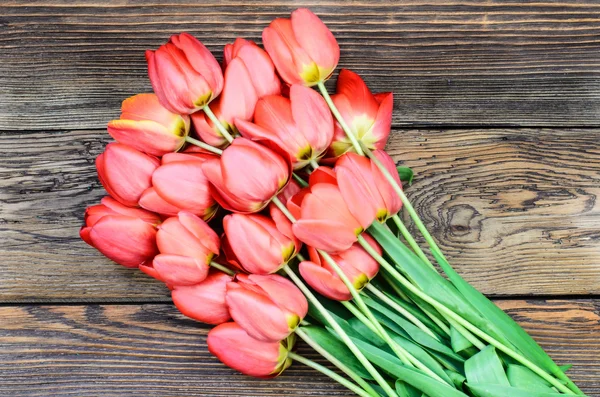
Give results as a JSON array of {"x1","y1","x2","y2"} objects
[
  {"x1": 2, "y1": 0, "x2": 600, "y2": 130},
  {"x1": 0, "y1": 300, "x2": 597, "y2": 396},
  {"x1": 1, "y1": 128, "x2": 599, "y2": 301}
]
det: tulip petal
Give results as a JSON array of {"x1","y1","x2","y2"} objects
[
  {"x1": 152, "y1": 254, "x2": 209, "y2": 286},
  {"x1": 249, "y1": 274, "x2": 308, "y2": 320},
  {"x1": 290, "y1": 85, "x2": 333, "y2": 156},
  {"x1": 139, "y1": 187, "x2": 182, "y2": 217},
  {"x1": 291, "y1": 9, "x2": 339, "y2": 76},
  {"x1": 175, "y1": 33, "x2": 224, "y2": 99},
  {"x1": 371, "y1": 149, "x2": 402, "y2": 216},
  {"x1": 108, "y1": 119, "x2": 184, "y2": 157},
  {"x1": 299, "y1": 261, "x2": 351, "y2": 301},
  {"x1": 367, "y1": 92, "x2": 393, "y2": 149},
  {"x1": 336, "y1": 69, "x2": 379, "y2": 120},
  {"x1": 177, "y1": 211, "x2": 220, "y2": 255},
  {"x1": 172, "y1": 272, "x2": 232, "y2": 325},
  {"x1": 262, "y1": 20, "x2": 306, "y2": 86},
  {"x1": 293, "y1": 219, "x2": 357, "y2": 252},
  {"x1": 100, "y1": 196, "x2": 161, "y2": 225},
  {"x1": 235, "y1": 43, "x2": 281, "y2": 97}
]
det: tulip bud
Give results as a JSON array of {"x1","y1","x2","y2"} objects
[
  {"x1": 146, "y1": 33, "x2": 223, "y2": 114},
  {"x1": 96, "y1": 143, "x2": 160, "y2": 207},
  {"x1": 208, "y1": 322, "x2": 295, "y2": 378},
  {"x1": 262, "y1": 8, "x2": 339, "y2": 86},
  {"x1": 226, "y1": 274, "x2": 308, "y2": 342},
  {"x1": 193, "y1": 39, "x2": 281, "y2": 148},
  {"x1": 236, "y1": 85, "x2": 334, "y2": 169},
  {"x1": 80, "y1": 197, "x2": 159, "y2": 268},
  {"x1": 150, "y1": 153, "x2": 218, "y2": 220},
  {"x1": 223, "y1": 213, "x2": 299, "y2": 274},
  {"x1": 172, "y1": 271, "x2": 233, "y2": 324},
  {"x1": 299, "y1": 235, "x2": 381, "y2": 301},
  {"x1": 107, "y1": 94, "x2": 190, "y2": 156},
  {"x1": 328, "y1": 69, "x2": 393, "y2": 158},
  {"x1": 336, "y1": 151, "x2": 402, "y2": 227},
  {"x1": 138, "y1": 187, "x2": 182, "y2": 217},
  {"x1": 201, "y1": 138, "x2": 291, "y2": 213},
  {"x1": 141, "y1": 212, "x2": 219, "y2": 285}
]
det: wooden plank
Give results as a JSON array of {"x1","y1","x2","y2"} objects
[
  {"x1": 1, "y1": 128, "x2": 599, "y2": 301},
  {"x1": 0, "y1": 299, "x2": 597, "y2": 396},
  {"x1": 1, "y1": 0, "x2": 600, "y2": 130}
]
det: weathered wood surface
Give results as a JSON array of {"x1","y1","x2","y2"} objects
[
  {"x1": 0, "y1": 300, "x2": 597, "y2": 396},
  {"x1": 2, "y1": 0, "x2": 600, "y2": 130},
  {"x1": 1, "y1": 128, "x2": 599, "y2": 302}
]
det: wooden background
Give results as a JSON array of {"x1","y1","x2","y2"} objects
[{"x1": 1, "y1": 0, "x2": 599, "y2": 395}]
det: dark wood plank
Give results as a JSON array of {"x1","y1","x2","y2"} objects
[
  {"x1": 0, "y1": 300, "x2": 597, "y2": 396},
  {"x1": 1, "y1": 0, "x2": 600, "y2": 130},
  {"x1": 1, "y1": 128, "x2": 599, "y2": 301}
]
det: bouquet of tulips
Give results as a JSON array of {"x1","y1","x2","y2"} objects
[{"x1": 80, "y1": 8, "x2": 586, "y2": 397}]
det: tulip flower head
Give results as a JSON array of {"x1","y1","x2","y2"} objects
[
  {"x1": 208, "y1": 322, "x2": 295, "y2": 378},
  {"x1": 299, "y1": 235, "x2": 381, "y2": 301},
  {"x1": 236, "y1": 85, "x2": 334, "y2": 169},
  {"x1": 223, "y1": 213, "x2": 299, "y2": 274},
  {"x1": 96, "y1": 143, "x2": 160, "y2": 207},
  {"x1": 146, "y1": 33, "x2": 223, "y2": 114},
  {"x1": 226, "y1": 274, "x2": 308, "y2": 342},
  {"x1": 262, "y1": 8, "x2": 339, "y2": 86},
  {"x1": 80, "y1": 197, "x2": 160, "y2": 268},
  {"x1": 328, "y1": 69, "x2": 393, "y2": 158},
  {"x1": 201, "y1": 138, "x2": 291, "y2": 213},
  {"x1": 107, "y1": 94, "x2": 190, "y2": 156}
]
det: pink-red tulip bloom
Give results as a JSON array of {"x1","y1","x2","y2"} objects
[
  {"x1": 236, "y1": 85, "x2": 334, "y2": 168},
  {"x1": 208, "y1": 322, "x2": 295, "y2": 378},
  {"x1": 107, "y1": 94, "x2": 190, "y2": 156},
  {"x1": 328, "y1": 69, "x2": 393, "y2": 157},
  {"x1": 336, "y1": 151, "x2": 402, "y2": 226},
  {"x1": 222, "y1": 213, "x2": 299, "y2": 274},
  {"x1": 146, "y1": 33, "x2": 223, "y2": 114},
  {"x1": 172, "y1": 271, "x2": 233, "y2": 324},
  {"x1": 193, "y1": 38, "x2": 281, "y2": 147},
  {"x1": 96, "y1": 143, "x2": 160, "y2": 207},
  {"x1": 299, "y1": 235, "x2": 381, "y2": 301},
  {"x1": 201, "y1": 138, "x2": 291, "y2": 213},
  {"x1": 141, "y1": 212, "x2": 219, "y2": 285},
  {"x1": 80, "y1": 197, "x2": 160, "y2": 268},
  {"x1": 226, "y1": 274, "x2": 308, "y2": 342},
  {"x1": 263, "y1": 8, "x2": 339, "y2": 86}
]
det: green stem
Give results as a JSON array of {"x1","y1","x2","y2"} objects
[
  {"x1": 309, "y1": 159, "x2": 320, "y2": 170},
  {"x1": 282, "y1": 266, "x2": 397, "y2": 397},
  {"x1": 317, "y1": 82, "x2": 364, "y2": 156},
  {"x1": 365, "y1": 284, "x2": 440, "y2": 341},
  {"x1": 272, "y1": 196, "x2": 297, "y2": 223},
  {"x1": 356, "y1": 236, "x2": 577, "y2": 396},
  {"x1": 391, "y1": 215, "x2": 436, "y2": 272},
  {"x1": 209, "y1": 261, "x2": 235, "y2": 276},
  {"x1": 202, "y1": 105, "x2": 235, "y2": 143},
  {"x1": 292, "y1": 172, "x2": 309, "y2": 187},
  {"x1": 296, "y1": 328, "x2": 380, "y2": 397},
  {"x1": 287, "y1": 352, "x2": 374, "y2": 397},
  {"x1": 184, "y1": 136, "x2": 223, "y2": 155}
]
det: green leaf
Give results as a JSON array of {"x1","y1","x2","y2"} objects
[
  {"x1": 464, "y1": 346, "x2": 510, "y2": 386},
  {"x1": 446, "y1": 370, "x2": 466, "y2": 390},
  {"x1": 450, "y1": 325, "x2": 473, "y2": 353},
  {"x1": 299, "y1": 325, "x2": 375, "y2": 380},
  {"x1": 347, "y1": 317, "x2": 387, "y2": 347},
  {"x1": 507, "y1": 365, "x2": 557, "y2": 393},
  {"x1": 559, "y1": 364, "x2": 573, "y2": 373},
  {"x1": 397, "y1": 166, "x2": 414, "y2": 185},
  {"x1": 307, "y1": 293, "x2": 352, "y2": 325},
  {"x1": 468, "y1": 384, "x2": 567, "y2": 397},
  {"x1": 351, "y1": 337, "x2": 468, "y2": 397},
  {"x1": 396, "y1": 380, "x2": 423, "y2": 397}
]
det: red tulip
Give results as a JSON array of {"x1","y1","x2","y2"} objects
[
  {"x1": 150, "y1": 153, "x2": 218, "y2": 220},
  {"x1": 226, "y1": 274, "x2": 308, "y2": 342},
  {"x1": 80, "y1": 197, "x2": 159, "y2": 268},
  {"x1": 193, "y1": 38, "x2": 281, "y2": 148},
  {"x1": 222, "y1": 213, "x2": 299, "y2": 274},
  {"x1": 236, "y1": 85, "x2": 334, "y2": 168},
  {"x1": 201, "y1": 138, "x2": 291, "y2": 213},
  {"x1": 172, "y1": 271, "x2": 233, "y2": 324},
  {"x1": 299, "y1": 235, "x2": 381, "y2": 301},
  {"x1": 207, "y1": 322, "x2": 295, "y2": 378},
  {"x1": 107, "y1": 93, "x2": 190, "y2": 156},
  {"x1": 146, "y1": 33, "x2": 223, "y2": 114},
  {"x1": 138, "y1": 187, "x2": 182, "y2": 217},
  {"x1": 328, "y1": 69, "x2": 393, "y2": 157},
  {"x1": 292, "y1": 173, "x2": 369, "y2": 252},
  {"x1": 335, "y1": 151, "x2": 402, "y2": 226},
  {"x1": 262, "y1": 8, "x2": 339, "y2": 86},
  {"x1": 96, "y1": 143, "x2": 160, "y2": 207}
]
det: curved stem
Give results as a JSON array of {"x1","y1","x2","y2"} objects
[
  {"x1": 282, "y1": 266, "x2": 397, "y2": 397},
  {"x1": 184, "y1": 136, "x2": 223, "y2": 155},
  {"x1": 296, "y1": 328, "x2": 380, "y2": 397},
  {"x1": 288, "y1": 352, "x2": 374, "y2": 397},
  {"x1": 391, "y1": 215, "x2": 436, "y2": 272},
  {"x1": 317, "y1": 82, "x2": 364, "y2": 156},
  {"x1": 356, "y1": 236, "x2": 577, "y2": 395},
  {"x1": 209, "y1": 261, "x2": 235, "y2": 276},
  {"x1": 365, "y1": 284, "x2": 439, "y2": 341},
  {"x1": 202, "y1": 105, "x2": 235, "y2": 143}
]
